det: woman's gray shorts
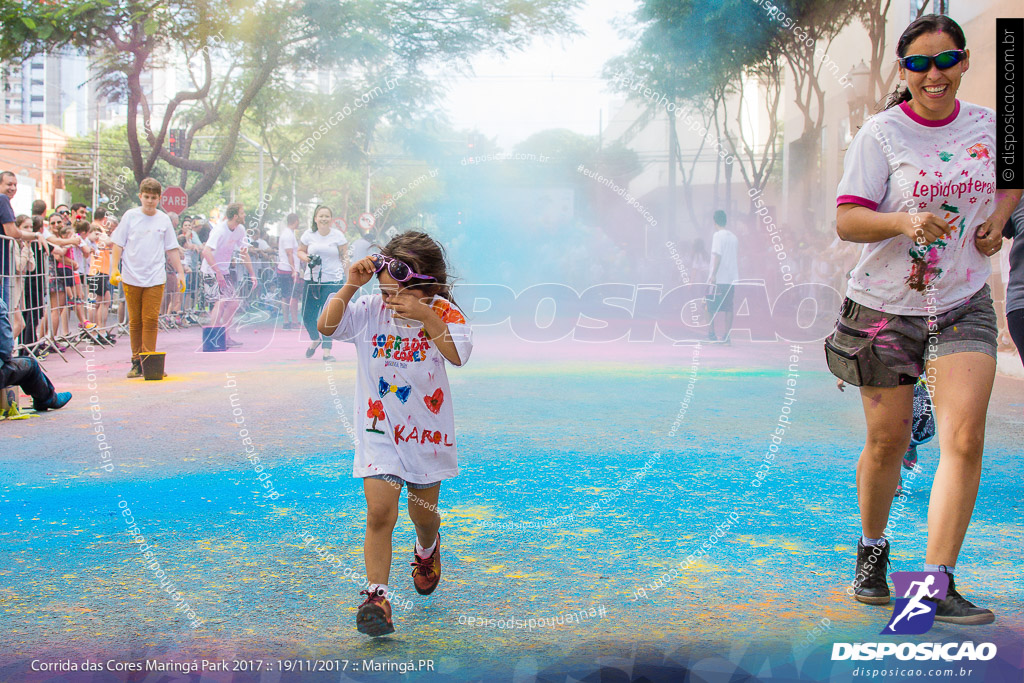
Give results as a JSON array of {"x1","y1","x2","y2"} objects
[{"x1": 824, "y1": 285, "x2": 997, "y2": 388}]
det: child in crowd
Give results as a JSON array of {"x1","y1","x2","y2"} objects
[
  {"x1": 110, "y1": 178, "x2": 186, "y2": 378},
  {"x1": 86, "y1": 223, "x2": 116, "y2": 344},
  {"x1": 71, "y1": 220, "x2": 92, "y2": 304},
  {"x1": 48, "y1": 221, "x2": 95, "y2": 337},
  {"x1": 9, "y1": 215, "x2": 36, "y2": 340},
  {"x1": 318, "y1": 231, "x2": 472, "y2": 637}
]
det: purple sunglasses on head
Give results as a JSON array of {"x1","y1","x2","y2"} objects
[{"x1": 370, "y1": 253, "x2": 436, "y2": 283}]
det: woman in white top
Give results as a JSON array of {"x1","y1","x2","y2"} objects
[
  {"x1": 297, "y1": 205, "x2": 348, "y2": 361},
  {"x1": 825, "y1": 14, "x2": 1021, "y2": 623}
]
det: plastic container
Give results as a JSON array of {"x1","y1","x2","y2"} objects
[{"x1": 139, "y1": 352, "x2": 166, "y2": 380}]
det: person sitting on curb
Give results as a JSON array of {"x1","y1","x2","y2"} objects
[{"x1": 0, "y1": 178, "x2": 71, "y2": 411}]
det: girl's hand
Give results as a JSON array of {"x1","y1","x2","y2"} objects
[
  {"x1": 384, "y1": 290, "x2": 432, "y2": 322},
  {"x1": 836, "y1": 378, "x2": 846, "y2": 392},
  {"x1": 899, "y1": 212, "x2": 951, "y2": 247},
  {"x1": 974, "y1": 217, "x2": 1004, "y2": 257},
  {"x1": 348, "y1": 256, "x2": 377, "y2": 287}
]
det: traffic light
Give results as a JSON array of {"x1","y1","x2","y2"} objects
[{"x1": 168, "y1": 128, "x2": 185, "y2": 156}]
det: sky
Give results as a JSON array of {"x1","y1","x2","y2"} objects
[{"x1": 439, "y1": 0, "x2": 637, "y2": 150}]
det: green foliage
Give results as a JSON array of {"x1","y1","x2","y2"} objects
[
  {"x1": 606, "y1": 0, "x2": 777, "y2": 109},
  {"x1": 0, "y1": 0, "x2": 583, "y2": 205}
]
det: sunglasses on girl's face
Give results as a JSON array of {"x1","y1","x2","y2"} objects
[
  {"x1": 370, "y1": 254, "x2": 436, "y2": 283},
  {"x1": 899, "y1": 49, "x2": 965, "y2": 73}
]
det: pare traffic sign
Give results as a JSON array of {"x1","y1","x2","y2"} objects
[
  {"x1": 358, "y1": 212, "x2": 376, "y2": 231},
  {"x1": 160, "y1": 186, "x2": 188, "y2": 214}
]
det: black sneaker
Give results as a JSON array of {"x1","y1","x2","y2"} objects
[
  {"x1": 927, "y1": 572, "x2": 994, "y2": 625},
  {"x1": 127, "y1": 359, "x2": 143, "y2": 379},
  {"x1": 854, "y1": 539, "x2": 891, "y2": 604}
]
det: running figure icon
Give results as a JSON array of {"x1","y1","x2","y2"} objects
[
  {"x1": 883, "y1": 572, "x2": 950, "y2": 635},
  {"x1": 887, "y1": 575, "x2": 937, "y2": 631}
]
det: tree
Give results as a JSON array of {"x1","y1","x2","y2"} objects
[
  {"x1": 0, "y1": 0, "x2": 582, "y2": 204},
  {"x1": 858, "y1": 0, "x2": 897, "y2": 107},
  {"x1": 858, "y1": 0, "x2": 933, "y2": 109},
  {"x1": 769, "y1": 1, "x2": 862, "y2": 229},
  {"x1": 717, "y1": 52, "x2": 785, "y2": 199},
  {"x1": 605, "y1": 0, "x2": 780, "y2": 232}
]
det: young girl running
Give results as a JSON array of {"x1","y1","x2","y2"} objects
[
  {"x1": 317, "y1": 231, "x2": 471, "y2": 637},
  {"x1": 825, "y1": 14, "x2": 1021, "y2": 624}
]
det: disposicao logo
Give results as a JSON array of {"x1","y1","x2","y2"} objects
[
  {"x1": 883, "y1": 571, "x2": 949, "y2": 635},
  {"x1": 831, "y1": 572, "x2": 997, "y2": 663}
]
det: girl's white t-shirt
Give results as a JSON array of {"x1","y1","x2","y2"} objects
[
  {"x1": 837, "y1": 100, "x2": 997, "y2": 315},
  {"x1": 300, "y1": 228, "x2": 347, "y2": 282},
  {"x1": 331, "y1": 293, "x2": 473, "y2": 484}
]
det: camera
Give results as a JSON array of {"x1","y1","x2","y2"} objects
[{"x1": 308, "y1": 254, "x2": 322, "y2": 268}]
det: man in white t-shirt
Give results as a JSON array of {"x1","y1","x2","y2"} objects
[
  {"x1": 276, "y1": 213, "x2": 301, "y2": 329},
  {"x1": 707, "y1": 210, "x2": 739, "y2": 343},
  {"x1": 201, "y1": 202, "x2": 254, "y2": 346},
  {"x1": 110, "y1": 178, "x2": 186, "y2": 378}
]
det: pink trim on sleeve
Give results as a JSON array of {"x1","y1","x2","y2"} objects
[{"x1": 837, "y1": 195, "x2": 879, "y2": 211}]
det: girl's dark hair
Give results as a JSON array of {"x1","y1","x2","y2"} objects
[
  {"x1": 884, "y1": 14, "x2": 966, "y2": 110},
  {"x1": 309, "y1": 204, "x2": 332, "y2": 232},
  {"x1": 31, "y1": 215, "x2": 43, "y2": 232},
  {"x1": 379, "y1": 231, "x2": 457, "y2": 305}
]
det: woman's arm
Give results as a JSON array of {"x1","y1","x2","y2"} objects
[
  {"x1": 46, "y1": 232, "x2": 78, "y2": 247},
  {"x1": 974, "y1": 189, "x2": 1023, "y2": 255},
  {"x1": 836, "y1": 205, "x2": 952, "y2": 246},
  {"x1": 297, "y1": 241, "x2": 310, "y2": 263}
]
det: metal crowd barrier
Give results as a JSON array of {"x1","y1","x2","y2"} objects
[{"x1": 3, "y1": 237, "x2": 308, "y2": 364}]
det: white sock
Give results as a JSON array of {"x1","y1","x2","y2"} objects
[
  {"x1": 368, "y1": 583, "x2": 388, "y2": 596},
  {"x1": 861, "y1": 536, "x2": 886, "y2": 547},
  {"x1": 923, "y1": 563, "x2": 953, "y2": 575},
  {"x1": 415, "y1": 537, "x2": 437, "y2": 559}
]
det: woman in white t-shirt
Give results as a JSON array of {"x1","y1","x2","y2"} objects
[
  {"x1": 297, "y1": 205, "x2": 348, "y2": 361},
  {"x1": 825, "y1": 14, "x2": 1021, "y2": 624},
  {"x1": 317, "y1": 231, "x2": 471, "y2": 637}
]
